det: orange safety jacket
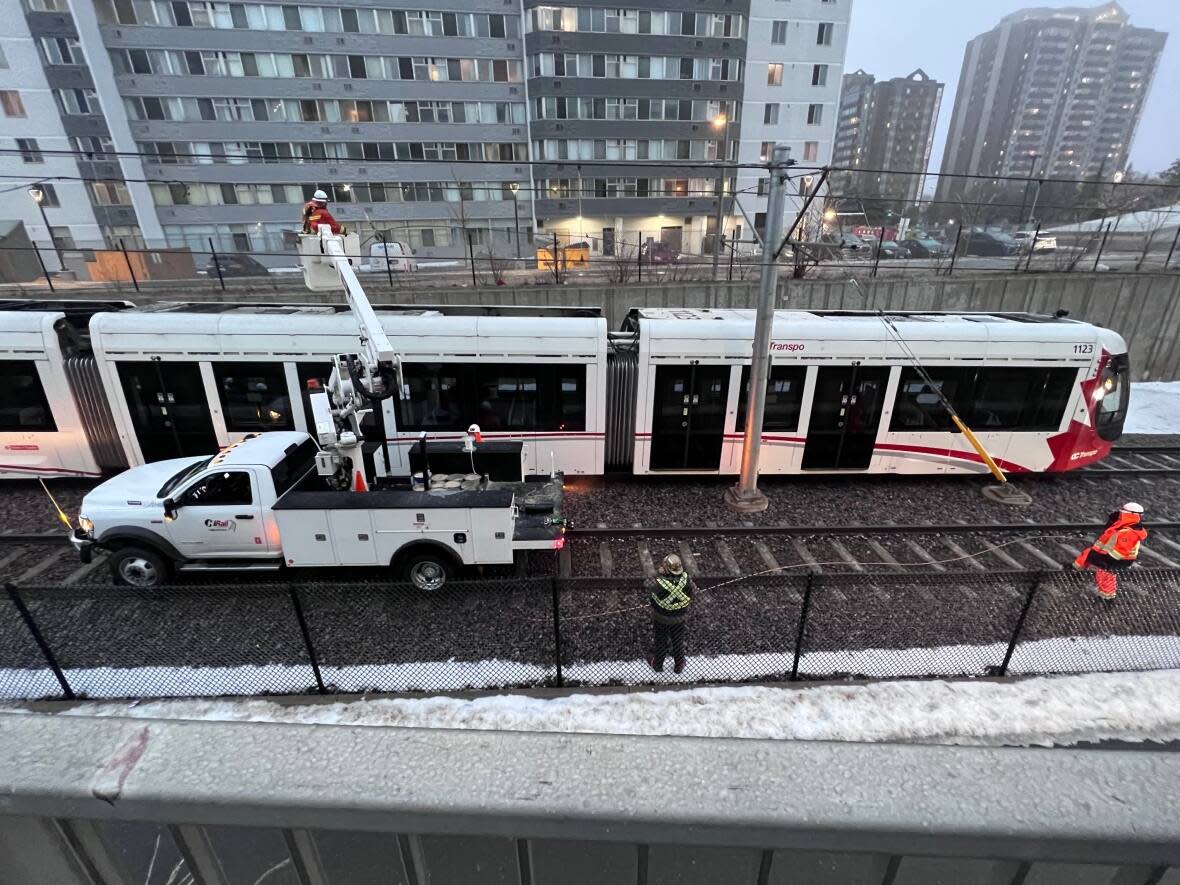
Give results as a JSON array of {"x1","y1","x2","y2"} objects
[
  {"x1": 1090, "y1": 513, "x2": 1147, "y2": 561},
  {"x1": 302, "y1": 202, "x2": 342, "y2": 234}
]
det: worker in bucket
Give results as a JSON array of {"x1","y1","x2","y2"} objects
[
  {"x1": 1073, "y1": 502, "x2": 1148, "y2": 600},
  {"x1": 646, "y1": 553, "x2": 694, "y2": 674},
  {"x1": 302, "y1": 189, "x2": 343, "y2": 234}
]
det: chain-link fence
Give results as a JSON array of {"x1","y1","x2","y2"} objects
[{"x1": 2, "y1": 569, "x2": 1179, "y2": 701}]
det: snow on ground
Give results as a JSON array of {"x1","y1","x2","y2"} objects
[
  {"x1": 1125, "y1": 382, "x2": 1180, "y2": 434},
  {"x1": 3, "y1": 633, "x2": 1177, "y2": 700},
  {"x1": 12, "y1": 669, "x2": 1180, "y2": 748}
]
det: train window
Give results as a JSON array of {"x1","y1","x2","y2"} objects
[
  {"x1": 1095, "y1": 355, "x2": 1129, "y2": 441},
  {"x1": 397, "y1": 363, "x2": 586, "y2": 433},
  {"x1": 736, "y1": 366, "x2": 806, "y2": 431},
  {"x1": 889, "y1": 367, "x2": 972, "y2": 431},
  {"x1": 179, "y1": 470, "x2": 252, "y2": 506},
  {"x1": 968, "y1": 367, "x2": 1076, "y2": 431},
  {"x1": 0, "y1": 360, "x2": 55, "y2": 432},
  {"x1": 212, "y1": 362, "x2": 294, "y2": 432}
]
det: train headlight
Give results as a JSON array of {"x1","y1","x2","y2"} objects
[
  {"x1": 1103, "y1": 377, "x2": 1116, "y2": 391},
  {"x1": 78, "y1": 516, "x2": 93, "y2": 535}
]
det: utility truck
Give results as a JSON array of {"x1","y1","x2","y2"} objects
[{"x1": 70, "y1": 227, "x2": 565, "y2": 589}]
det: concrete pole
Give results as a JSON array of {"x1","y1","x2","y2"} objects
[{"x1": 724, "y1": 144, "x2": 789, "y2": 513}]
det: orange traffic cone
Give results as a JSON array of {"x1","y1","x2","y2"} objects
[{"x1": 353, "y1": 470, "x2": 367, "y2": 492}]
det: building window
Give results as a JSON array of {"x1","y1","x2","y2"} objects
[
  {"x1": 50, "y1": 226, "x2": 75, "y2": 251},
  {"x1": 55, "y1": 89, "x2": 100, "y2": 115},
  {"x1": 0, "y1": 91, "x2": 25, "y2": 118},
  {"x1": 757, "y1": 178, "x2": 769, "y2": 196},
  {"x1": 90, "y1": 181, "x2": 132, "y2": 206},
  {"x1": 804, "y1": 141, "x2": 818, "y2": 162},
  {"x1": 817, "y1": 22, "x2": 834, "y2": 45},
  {"x1": 812, "y1": 64, "x2": 828, "y2": 86},
  {"x1": 0, "y1": 45, "x2": 8, "y2": 69},
  {"x1": 16, "y1": 139, "x2": 42, "y2": 163},
  {"x1": 771, "y1": 21, "x2": 787, "y2": 44},
  {"x1": 759, "y1": 141, "x2": 774, "y2": 162},
  {"x1": 764, "y1": 103, "x2": 780, "y2": 125},
  {"x1": 767, "y1": 63, "x2": 783, "y2": 86},
  {"x1": 27, "y1": 0, "x2": 67, "y2": 9},
  {"x1": 35, "y1": 183, "x2": 60, "y2": 207},
  {"x1": 40, "y1": 37, "x2": 83, "y2": 65},
  {"x1": 807, "y1": 103, "x2": 824, "y2": 125}
]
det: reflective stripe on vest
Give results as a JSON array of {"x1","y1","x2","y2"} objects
[
  {"x1": 1093, "y1": 529, "x2": 1142, "y2": 561},
  {"x1": 652, "y1": 574, "x2": 691, "y2": 611}
]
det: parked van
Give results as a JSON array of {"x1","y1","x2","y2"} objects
[{"x1": 370, "y1": 241, "x2": 418, "y2": 272}]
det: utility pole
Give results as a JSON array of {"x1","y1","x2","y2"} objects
[
  {"x1": 710, "y1": 103, "x2": 731, "y2": 281},
  {"x1": 724, "y1": 144, "x2": 789, "y2": 513}
]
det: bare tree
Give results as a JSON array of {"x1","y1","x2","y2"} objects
[{"x1": 605, "y1": 242, "x2": 637, "y2": 285}]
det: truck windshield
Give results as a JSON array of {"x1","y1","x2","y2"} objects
[
  {"x1": 271, "y1": 439, "x2": 319, "y2": 498},
  {"x1": 157, "y1": 457, "x2": 213, "y2": 499}
]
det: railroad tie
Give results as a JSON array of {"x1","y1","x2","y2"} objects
[
  {"x1": 941, "y1": 539, "x2": 987, "y2": 572},
  {"x1": 792, "y1": 541, "x2": 822, "y2": 574},
  {"x1": 677, "y1": 541, "x2": 700, "y2": 577},
  {"x1": 715, "y1": 540, "x2": 742, "y2": 576},
  {"x1": 1139, "y1": 546, "x2": 1180, "y2": 569},
  {"x1": 558, "y1": 545, "x2": 572, "y2": 578},
  {"x1": 1018, "y1": 541, "x2": 1065, "y2": 570},
  {"x1": 904, "y1": 540, "x2": 947, "y2": 572},
  {"x1": 63, "y1": 554, "x2": 108, "y2": 586},
  {"x1": 14, "y1": 549, "x2": 64, "y2": 585},
  {"x1": 638, "y1": 543, "x2": 657, "y2": 579},
  {"x1": 598, "y1": 542, "x2": 613, "y2": 578},
  {"x1": 866, "y1": 540, "x2": 903, "y2": 572},
  {"x1": 0, "y1": 548, "x2": 30, "y2": 573},
  {"x1": 986, "y1": 541, "x2": 1024, "y2": 571},
  {"x1": 827, "y1": 540, "x2": 866, "y2": 573},
  {"x1": 753, "y1": 541, "x2": 780, "y2": 572}
]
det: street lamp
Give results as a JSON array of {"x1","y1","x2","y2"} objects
[
  {"x1": 27, "y1": 185, "x2": 62, "y2": 270},
  {"x1": 509, "y1": 182, "x2": 521, "y2": 261},
  {"x1": 710, "y1": 105, "x2": 732, "y2": 281}
]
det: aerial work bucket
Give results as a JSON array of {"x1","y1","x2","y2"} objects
[{"x1": 298, "y1": 230, "x2": 361, "y2": 291}]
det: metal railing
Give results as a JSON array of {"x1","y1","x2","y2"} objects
[{"x1": 2, "y1": 567, "x2": 1178, "y2": 701}]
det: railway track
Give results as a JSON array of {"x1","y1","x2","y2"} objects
[{"x1": 1086, "y1": 446, "x2": 1180, "y2": 475}]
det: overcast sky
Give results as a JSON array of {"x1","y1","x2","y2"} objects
[{"x1": 844, "y1": 0, "x2": 1176, "y2": 176}]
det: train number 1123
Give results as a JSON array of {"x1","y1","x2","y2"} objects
[{"x1": 1073, "y1": 343, "x2": 1094, "y2": 354}]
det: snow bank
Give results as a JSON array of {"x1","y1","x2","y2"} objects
[
  {"x1": 1126, "y1": 382, "x2": 1180, "y2": 434},
  {"x1": 16, "y1": 669, "x2": 1180, "y2": 748}
]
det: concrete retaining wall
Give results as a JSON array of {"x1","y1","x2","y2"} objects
[{"x1": 18, "y1": 271, "x2": 1180, "y2": 379}]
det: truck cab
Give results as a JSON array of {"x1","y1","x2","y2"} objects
[{"x1": 72, "y1": 432, "x2": 563, "y2": 590}]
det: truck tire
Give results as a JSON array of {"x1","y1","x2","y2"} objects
[
  {"x1": 402, "y1": 550, "x2": 454, "y2": 592},
  {"x1": 109, "y1": 546, "x2": 171, "y2": 589}
]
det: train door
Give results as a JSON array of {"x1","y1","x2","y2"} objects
[
  {"x1": 801, "y1": 365, "x2": 889, "y2": 470},
  {"x1": 649, "y1": 364, "x2": 729, "y2": 470},
  {"x1": 116, "y1": 360, "x2": 218, "y2": 463}
]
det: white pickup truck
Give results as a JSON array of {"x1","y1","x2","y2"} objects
[{"x1": 71, "y1": 431, "x2": 564, "y2": 590}]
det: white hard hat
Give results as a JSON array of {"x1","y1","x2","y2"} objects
[
  {"x1": 312, "y1": 189, "x2": 328, "y2": 202},
  {"x1": 1121, "y1": 502, "x2": 1144, "y2": 514}
]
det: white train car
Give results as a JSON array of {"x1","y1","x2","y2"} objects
[
  {"x1": 86, "y1": 305, "x2": 608, "y2": 477},
  {"x1": 0, "y1": 307, "x2": 130, "y2": 479},
  {"x1": 614, "y1": 309, "x2": 1129, "y2": 476}
]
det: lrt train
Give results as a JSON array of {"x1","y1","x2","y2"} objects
[{"x1": 0, "y1": 300, "x2": 1129, "y2": 481}]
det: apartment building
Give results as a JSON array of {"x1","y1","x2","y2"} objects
[
  {"x1": 13, "y1": 0, "x2": 851, "y2": 262},
  {"x1": 938, "y1": 2, "x2": 1165, "y2": 204},
  {"x1": 832, "y1": 68, "x2": 943, "y2": 206}
]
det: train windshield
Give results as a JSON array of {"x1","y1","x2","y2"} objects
[{"x1": 1095, "y1": 354, "x2": 1130, "y2": 441}]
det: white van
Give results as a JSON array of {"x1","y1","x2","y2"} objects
[{"x1": 370, "y1": 241, "x2": 418, "y2": 272}]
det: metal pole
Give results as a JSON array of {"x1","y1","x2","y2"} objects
[
  {"x1": 947, "y1": 225, "x2": 964, "y2": 276},
  {"x1": 724, "y1": 144, "x2": 789, "y2": 513},
  {"x1": 467, "y1": 230, "x2": 477, "y2": 287},
  {"x1": 1023, "y1": 222, "x2": 1041, "y2": 273},
  {"x1": 378, "y1": 232, "x2": 394, "y2": 288},
  {"x1": 288, "y1": 585, "x2": 327, "y2": 695},
  {"x1": 552, "y1": 231, "x2": 560, "y2": 284},
  {"x1": 995, "y1": 577, "x2": 1040, "y2": 677},
  {"x1": 789, "y1": 573, "x2": 814, "y2": 681},
  {"x1": 119, "y1": 238, "x2": 140, "y2": 292},
  {"x1": 1165, "y1": 224, "x2": 1180, "y2": 271},
  {"x1": 1027, "y1": 178, "x2": 1043, "y2": 227},
  {"x1": 550, "y1": 577, "x2": 564, "y2": 688},
  {"x1": 30, "y1": 241, "x2": 55, "y2": 292},
  {"x1": 1017, "y1": 154, "x2": 1037, "y2": 228},
  {"x1": 512, "y1": 193, "x2": 521, "y2": 261},
  {"x1": 207, "y1": 237, "x2": 226, "y2": 291},
  {"x1": 871, "y1": 225, "x2": 885, "y2": 277},
  {"x1": 1093, "y1": 222, "x2": 1111, "y2": 272},
  {"x1": 711, "y1": 105, "x2": 729, "y2": 281},
  {"x1": 34, "y1": 195, "x2": 63, "y2": 270},
  {"x1": 727, "y1": 234, "x2": 734, "y2": 282},
  {"x1": 6, "y1": 584, "x2": 73, "y2": 699},
  {"x1": 637, "y1": 231, "x2": 642, "y2": 282}
]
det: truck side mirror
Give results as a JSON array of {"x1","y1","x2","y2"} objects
[{"x1": 163, "y1": 498, "x2": 178, "y2": 520}]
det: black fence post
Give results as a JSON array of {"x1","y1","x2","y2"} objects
[
  {"x1": 1093, "y1": 223, "x2": 1112, "y2": 272},
  {"x1": 550, "y1": 577, "x2": 564, "y2": 688},
  {"x1": 118, "y1": 239, "x2": 140, "y2": 292},
  {"x1": 1164, "y1": 224, "x2": 1180, "y2": 271},
  {"x1": 378, "y1": 231, "x2": 394, "y2": 287},
  {"x1": 790, "y1": 572, "x2": 815, "y2": 681},
  {"x1": 946, "y1": 226, "x2": 963, "y2": 276},
  {"x1": 288, "y1": 585, "x2": 327, "y2": 695},
  {"x1": 5, "y1": 583, "x2": 74, "y2": 700},
  {"x1": 1023, "y1": 222, "x2": 1041, "y2": 273},
  {"x1": 996, "y1": 575, "x2": 1041, "y2": 678},
  {"x1": 30, "y1": 242, "x2": 55, "y2": 292},
  {"x1": 871, "y1": 226, "x2": 885, "y2": 278},
  {"x1": 467, "y1": 230, "x2": 477, "y2": 287},
  {"x1": 636, "y1": 232, "x2": 642, "y2": 282},
  {"x1": 207, "y1": 237, "x2": 225, "y2": 291}
]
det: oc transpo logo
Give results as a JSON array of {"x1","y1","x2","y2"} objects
[
  {"x1": 204, "y1": 518, "x2": 237, "y2": 532},
  {"x1": 770, "y1": 342, "x2": 805, "y2": 352}
]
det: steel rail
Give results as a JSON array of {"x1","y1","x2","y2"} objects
[{"x1": 566, "y1": 520, "x2": 1180, "y2": 539}]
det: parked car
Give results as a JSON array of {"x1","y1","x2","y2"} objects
[
  {"x1": 1013, "y1": 231, "x2": 1058, "y2": 253},
  {"x1": 640, "y1": 241, "x2": 680, "y2": 265},
  {"x1": 875, "y1": 240, "x2": 912, "y2": 260},
  {"x1": 204, "y1": 254, "x2": 270, "y2": 277},
  {"x1": 963, "y1": 231, "x2": 1020, "y2": 257},
  {"x1": 819, "y1": 232, "x2": 871, "y2": 254},
  {"x1": 903, "y1": 238, "x2": 952, "y2": 259}
]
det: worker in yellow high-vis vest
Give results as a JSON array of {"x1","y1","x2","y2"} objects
[{"x1": 646, "y1": 553, "x2": 695, "y2": 674}]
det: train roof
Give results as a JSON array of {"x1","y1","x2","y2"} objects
[
  {"x1": 132, "y1": 302, "x2": 602, "y2": 319},
  {"x1": 632, "y1": 308, "x2": 1084, "y2": 326}
]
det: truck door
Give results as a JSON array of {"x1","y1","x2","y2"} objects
[{"x1": 166, "y1": 468, "x2": 271, "y2": 559}]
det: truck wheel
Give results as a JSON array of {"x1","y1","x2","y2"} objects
[
  {"x1": 403, "y1": 551, "x2": 453, "y2": 592},
  {"x1": 109, "y1": 546, "x2": 170, "y2": 589}
]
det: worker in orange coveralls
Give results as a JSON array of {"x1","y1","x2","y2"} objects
[
  {"x1": 1073, "y1": 502, "x2": 1147, "y2": 600},
  {"x1": 302, "y1": 189, "x2": 343, "y2": 234}
]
